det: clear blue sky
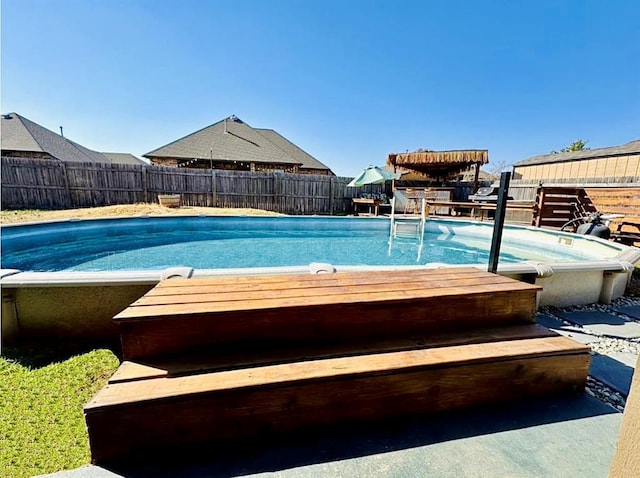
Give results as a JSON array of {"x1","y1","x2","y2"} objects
[{"x1": 2, "y1": 0, "x2": 639, "y2": 177}]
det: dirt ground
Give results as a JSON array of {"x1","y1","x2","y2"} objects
[{"x1": 0, "y1": 203, "x2": 281, "y2": 224}]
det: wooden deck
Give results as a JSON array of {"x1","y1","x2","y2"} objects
[{"x1": 85, "y1": 267, "x2": 590, "y2": 463}]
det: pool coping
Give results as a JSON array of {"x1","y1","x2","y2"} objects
[{"x1": 2, "y1": 256, "x2": 639, "y2": 288}]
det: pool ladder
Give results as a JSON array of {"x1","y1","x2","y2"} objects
[
  {"x1": 388, "y1": 194, "x2": 428, "y2": 262},
  {"x1": 389, "y1": 194, "x2": 428, "y2": 241}
]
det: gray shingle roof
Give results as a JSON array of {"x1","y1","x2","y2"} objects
[
  {"x1": 1, "y1": 113, "x2": 43, "y2": 152},
  {"x1": 254, "y1": 128, "x2": 331, "y2": 172},
  {"x1": 102, "y1": 152, "x2": 148, "y2": 166},
  {"x1": 144, "y1": 116, "x2": 332, "y2": 172},
  {"x1": 1, "y1": 112, "x2": 109, "y2": 163},
  {"x1": 514, "y1": 139, "x2": 640, "y2": 167}
]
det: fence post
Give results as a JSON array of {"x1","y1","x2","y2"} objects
[
  {"x1": 141, "y1": 167, "x2": 148, "y2": 203},
  {"x1": 273, "y1": 172, "x2": 280, "y2": 213},
  {"x1": 533, "y1": 186, "x2": 544, "y2": 227},
  {"x1": 211, "y1": 168, "x2": 217, "y2": 207},
  {"x1": 214, "y1": 169, "x2": 218, "y2": 207},
  {"x1": 106, "y1": 163, "x2": 118, "y2": 206},
  {"x1": 329, "y1": 176, "x2": 334, "y2": 215},
  {"x1": 60, "y1": 162, "x2": 73, "y2": 208}
]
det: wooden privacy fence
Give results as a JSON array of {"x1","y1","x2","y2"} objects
[
  {"x1": 531, "y1": 187, "x2": 596, "y2": 229},
  {"x1": 1, "y1": 157, "x2": 368, "y2": 215},
  {"x1": 1, "y1": 157, "x2": 482, "y2": 214},
  {"x1": 584, "y1": 188, "x2": 640, "y2": 226},
  {"x1": 524, "y1": 185, "x2": 640, "y2": 237}
]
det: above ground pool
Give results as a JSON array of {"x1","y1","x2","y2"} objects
[
  {"x1": 0, "y1": 215, "x2": 631, "y2": 272},
  {"x1": 3, "y1": 215, "x2": 640, "y2": 344}
]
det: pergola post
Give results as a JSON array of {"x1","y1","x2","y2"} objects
[{"x1": 473, "y1": 163, "x2": 480, "y2": 193}]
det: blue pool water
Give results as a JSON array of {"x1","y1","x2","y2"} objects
[{"x1": 0, "y1": 216, "x2": 611, "y2": 272}]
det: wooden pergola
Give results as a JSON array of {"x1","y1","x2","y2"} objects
[{"x1": 387, "y1": 149, "x2": 489, "y2": 191}]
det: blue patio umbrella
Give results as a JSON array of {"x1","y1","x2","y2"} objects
[{"x1": 347, "y1": 166, "x2": 400, "y2": 187}]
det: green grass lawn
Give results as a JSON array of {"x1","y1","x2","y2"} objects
[{"x1": 0, "y1": 345, "x2": 119, "y2": 478}]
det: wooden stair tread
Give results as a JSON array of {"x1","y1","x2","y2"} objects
[
  {"x1": 146, "y1": 267, "x2": 487, "y2": 292},
  {"x1": 86, "y1": 335, "x2": 588, "y2": 411},
  {"x1": 116, "y1": 268, "x2": 540, "y2": 320},
  {"x1": 130, "y1": 276, "x2": 526, "y2": 308},
  {"x1": 109, "y1": 324, "x2": 557, "y2": 383},
  {"x1": 141, "y1": 268, "x2": 513, "y2": 298},
  {"x1": 120, "y1": 282, "x2": 538, "y2": 318}
]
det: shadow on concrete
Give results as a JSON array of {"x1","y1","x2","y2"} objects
[
  {"x1": 536, "y1": 313, "x2": 601, "y2": 344},
  {"x1": 555, "y1": 310, "x2": 640, "y2": 339},
  {"x1": 591, "y1": 352, "x2": 635, "y2": 396},
  {"x1": 565, "y1": 311, "x2": 629, "y2": 327},
  {"x1": 613, "y1": 304, "x2": 640, "y2": 320},
  {"x1": 557, "y1": 310, "x2": 629, "y2": 326},
  {"x1": 98, "y1": 393, "x2": 618, "y2": 478}
]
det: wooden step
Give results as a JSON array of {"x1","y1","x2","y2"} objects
[
  {"x1": 115, "y1": 268, "x2": 541, "y2": 360},
  {"x1": 85, "y1": 335, "x2": 589, "y2": 463},
  {"x1": 109, "y1": 324, "x2": 556, "y2": 383}
]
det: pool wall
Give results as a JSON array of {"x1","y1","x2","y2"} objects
[
  {"x1": 2, "y1": 257, "x2": 638, "y2": 345},
  {"x1": 2, "y1": 216, "x2": 640, "y2": 345},
  {"x1": 1, "y1": 281, "x2": 153, "y2": 343}
]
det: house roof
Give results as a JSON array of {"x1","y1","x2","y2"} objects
[
  {"x1": 144, "y1": 116, "x2": 332, "y2": 172},
  {"x1": 253, "y1": 128, "x2": 331, "y2": 171},
  {"x1": 144, "y1": 116, "x2": 299, "y2": 165},
  {"x1": 102, "y1": 152, "x2": 148, "y2": 166},
  {"x1": 514, "y1": 139, "x2": 640, "y2": 167},
  {"x1": 1, "y1": 112, "x2": 109, "y2": 163}
]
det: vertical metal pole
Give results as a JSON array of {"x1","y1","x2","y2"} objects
[{"x1": 488, "y1": 171, "x2": 511, "y2": 274}]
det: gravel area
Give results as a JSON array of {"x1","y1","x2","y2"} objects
[
  {"x1": 539, "y1": 286, "x2": 640, "y2": 411},
  {"x1": 541, "y1": 296, "x2": 640, "y2": 354},
  {"x1": 585, "y1": 376, "x2": 627, "y2": 412},
  {"x1": 590, "y1": 338, "x2": 640, "y2": 356}
]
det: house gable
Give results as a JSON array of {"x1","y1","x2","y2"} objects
[{"x1": 144, "y1": 116, "x2": 332, "y2": 174}]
